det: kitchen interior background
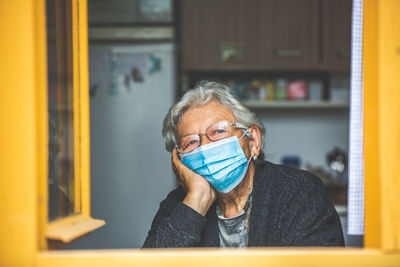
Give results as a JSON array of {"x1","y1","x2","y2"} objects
[{"x1": 67, "y1": 0, "x2": 360, "y2": 249}]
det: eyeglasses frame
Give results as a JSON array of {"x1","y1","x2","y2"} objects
[{"x1": 176, "y1": 120, "x2": 251, "y2": 153}]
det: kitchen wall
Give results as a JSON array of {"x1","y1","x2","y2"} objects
[{"x1": 259, "y1": 109, "x2": 349, "y2": 170}]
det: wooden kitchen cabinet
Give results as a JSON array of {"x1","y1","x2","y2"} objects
[
  {"x1": 323, "y1": 0, "x2": 352, "y2": 72},
  {"x1": 179, "y1": 0, "x2": 351, "y2": 72},
  {"x1": 257, "y1": 0, "x2": 320, "y2": 70},
  {"x1": 180, "y1": 0, "x2": 258, "y2": 70}
]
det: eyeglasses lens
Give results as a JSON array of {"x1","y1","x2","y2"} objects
[
  {"x1": 206, "y1": 121, "x2": 231, "y2": 141},
  {"x1": 180, "y1": 135, "x2": 200, "y2": 153},
  {"x1": 179, "y1": 121, "x2": 232, "y2": 153}
]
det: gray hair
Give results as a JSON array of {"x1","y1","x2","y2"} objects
[{"x1": 162, "y1": 81, "x2": 266, "y2": 161}]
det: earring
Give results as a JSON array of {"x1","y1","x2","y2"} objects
[{"x1": 253, "y1": 155, "x2": 258, "y2": 160}]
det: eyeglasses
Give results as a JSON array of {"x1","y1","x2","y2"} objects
[{"x1": 177, "y1": 120, "x2": 249, "y2": 153}]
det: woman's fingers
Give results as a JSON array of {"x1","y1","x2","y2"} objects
[
  {"x1": 171, "y1": 148, "x2": 181, "y2": 168},
  {"x1": 172, "y1": 148, "x2": 189, "y2": 189},
  {"x1": 171, "y1": 148, "x2": 184, "y2": 176},
  {"x1": 172, "y1": 148, "x2": 193, "y2": 178}
]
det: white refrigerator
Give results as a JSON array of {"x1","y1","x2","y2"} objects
[{"x1": 68, "y1": 43, "x2": 176, "y2": 248}]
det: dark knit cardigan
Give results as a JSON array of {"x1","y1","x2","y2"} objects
[{"x1": 142, "y1": 161, "x2": 344, "y2": 248}]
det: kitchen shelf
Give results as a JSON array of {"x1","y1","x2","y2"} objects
[{"x1": 243, "y1": 100, "x2": 349, "y2": 110}]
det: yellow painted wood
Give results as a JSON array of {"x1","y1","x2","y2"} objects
[
  {"x1": 0, "y1": 0, "x2": 43, "y2": 265},
  {"x1": 77, "y1": 0, "x2": 91, "y2": 217},
  {"x1": 377, "y1": 0, "x2": 400, "y2": 251},
  {"x1": 34, "y1": 0, "x2": 50, "y2": 252},
  {"x1": 45, "y1": 0, "x2": 101, "y2": 246},
  {"x1": 46, "y1": 214, "x2": 105, "y2": 243},
  {"x1": 72, "y1": 0, "x2": 82, "y2": 213},
  {"x1": 1, "y1": 0, "x2": 400, "y2": 266},
  {"x1": 363, "y1": 0, "x2": 381, "y2": 249},
  {"x1": 35, "y1": 249, "x2": 400, "y2": 267},
  {"x1": 71, "y1": 0, "x2": 91, "y2": 216},
  {"x1": 364, "y1": 0, "x2": 400, "y2": 251}
]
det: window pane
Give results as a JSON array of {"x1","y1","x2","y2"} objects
[{"x1": 47, "y1": 0, "x2": 75, "y2": 221}]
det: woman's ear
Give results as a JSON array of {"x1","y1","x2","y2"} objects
[{"x1": 248, "y1": 126, "x2": 261, "y2": 157}]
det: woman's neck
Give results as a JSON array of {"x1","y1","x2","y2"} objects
[{"x1": 216, "y1": 162, "x2": 255, "y2": 218}]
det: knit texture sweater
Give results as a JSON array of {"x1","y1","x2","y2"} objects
[{"x1": 142, "y1": 161, "x2": 344, "y2": 248}]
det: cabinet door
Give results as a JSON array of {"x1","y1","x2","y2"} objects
[
  {"x1": 180, "y1": 0, "x2": 258, "y2": 70},
  {"x1": 258, "y1": 0, "x2": 320, "y2": 70},
  {"x1": 323, "y1": 0, "x2": 352, "y2": 72}
]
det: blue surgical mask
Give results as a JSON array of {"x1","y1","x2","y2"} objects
[{"x1": 180, "y1": 135, "x2": 251, "y2": 193}]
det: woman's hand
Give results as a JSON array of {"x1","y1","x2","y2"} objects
[{"x1": 172, "y1": 148, "x2": 216, "y2": 216}]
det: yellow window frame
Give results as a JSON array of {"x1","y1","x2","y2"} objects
[
  {"x1": 41, "y1": 0, "x2": 105, "y2": 248},
  {"x1": 0, "y1": 0, "x2": 104, "y2": 251},
  {"x1": 0, "y1": 0, "x2": 399, "y2": 266}
]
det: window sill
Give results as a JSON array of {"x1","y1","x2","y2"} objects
[{"x1": 46, "y1": 214, "x2": 105, "y2": 243}]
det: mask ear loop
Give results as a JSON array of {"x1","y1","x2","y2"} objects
[
  {"x1": 238, "y1": 128, "x2": 252, "y2": 141},
  {"x1": 238, "y1": 129, "x2": 257, "y2": 163},
  {"x1": 238, "y1": 129, "x2": 258, "y2": 163}
]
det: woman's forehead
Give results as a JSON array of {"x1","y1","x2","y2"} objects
[{"x1": 177, "y1": 102, "x2": 235, "y2": 135}]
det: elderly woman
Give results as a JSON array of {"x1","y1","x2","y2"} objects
[{"x1": 143, "y1": 81, "x2": 344, "y2": 248}]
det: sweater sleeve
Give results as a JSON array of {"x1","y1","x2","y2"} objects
[
  {"x1": 280, "y1": 173, "x2": 345, "y2": 246},
  {"x1": 142, "y1": 187, "x2": 207, "y2": 248}
]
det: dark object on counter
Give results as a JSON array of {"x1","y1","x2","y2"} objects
[
  {"x1": 326, "y1": 147, "x2": 347, "y2": 181},
  {"x1": 281, "y1": 155, "x2": 301, "y2": 169}
]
